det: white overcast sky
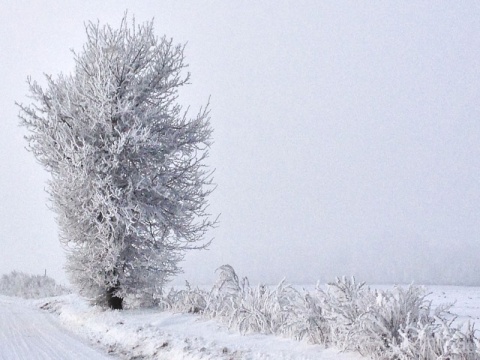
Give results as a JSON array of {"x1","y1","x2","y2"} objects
[{"x1": 1, "y1": 1, "x2": 480, "y2": 286}]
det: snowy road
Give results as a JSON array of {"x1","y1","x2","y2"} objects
[{"x1": 0, "y1": 296, "x2": 112, "y2": 360}]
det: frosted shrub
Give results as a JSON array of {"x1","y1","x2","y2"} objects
[
  {"x1": 315, "y1": 277, "x2": 372, "y2": 351},
  {"x1": 212, "y1": 264, "x2": 242, "y2": 295},
  {"x1": 296, "y1": 291, "x2": 331, "y2": 344},
  {"x1": 389, "y1": 315, "x2": 479, "y2": 359},
  {"x1": 314, "y1": 278, "x2": 480, "y2": 359},
  {"x1": 228, "y1": 280, "x2": 302, "y2": 334},
  {"x1": 358, "y1": 285, "x2": 433, "y2": 357},
  {"x1": 0, "y1": 271, "x2": 70, "y2": 299},
  {"x1": 210, "y1": 265, "x2": 307, "y2": 335},
  {"x1": 161, "y1": 281, "x2": 208, "y2": 314},
  {"x1": 162, "y1": 265, "x2": 305, "y2": 336},
  {"x1": 203, "y1": 265, "x2": 242, "y2": 322},
  {"x1": 359, "y1": 286, "x2": 480, "y2": 359}
]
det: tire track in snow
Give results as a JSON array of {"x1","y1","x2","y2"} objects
[{"x1": 0, "y1": 296, "x2": 113, "y2": 360}]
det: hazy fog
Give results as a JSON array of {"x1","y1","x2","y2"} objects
[{"x1": 1, "y1": 1, "x2": 479, "y2": 286}]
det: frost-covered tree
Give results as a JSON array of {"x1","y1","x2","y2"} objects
[{"x1": 17, "y1": 15, "x2": 215, "y2": 309}]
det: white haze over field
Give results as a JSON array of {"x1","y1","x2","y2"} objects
[{"x1": 1, "y1": 1, "x2": 479, "y2": 286}]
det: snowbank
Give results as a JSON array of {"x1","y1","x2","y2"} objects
[{"x1": 37, "y1": 294, "x2": 362, "y2": 360}]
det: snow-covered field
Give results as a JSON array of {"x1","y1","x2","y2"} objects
[
  {"x1": 1, "y1": 285, "x2": 478, "y2": 360},
  {"x1": 428, "y1": 285, "x2": 480, "y2": 326}
]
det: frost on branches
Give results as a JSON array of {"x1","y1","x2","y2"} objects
[{"x1": 17, "y1": 15, "x2": 216, "y2": 309}]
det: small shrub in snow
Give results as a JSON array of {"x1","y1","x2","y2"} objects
[
  {"x1": 204, "y1": 265, "x2": 304, "y2": 335},
  {"x1": 0, "y1": 271, "x2": 70, "y2": 299},
  {"x1": 315, "y1": 276, "x2": 372, "y2": 351},
  {"x1": 296, "y1": 291, "x2": 331, "y2": 344},
  {"x1": 161, "y1": 281, "x2": 207, "y2": 314}
]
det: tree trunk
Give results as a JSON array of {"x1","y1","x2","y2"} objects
[{"x1": 106, "y1": 286, "x2": 123, "y2": 310}]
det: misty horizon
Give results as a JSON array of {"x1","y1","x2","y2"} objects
[{"x1": 1, "y1": 1, "x2": 479, "y2": 286}]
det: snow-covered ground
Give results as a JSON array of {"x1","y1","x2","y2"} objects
[
  {"x1": 1, "y1": 285, "x2": 479, "y2": 360},
  {"x1": 34, "y1": 294, "x2": 363, "y2": 360},
  {"x1": 0, "y1": 296, "x2": 111, "y2": 360}
]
